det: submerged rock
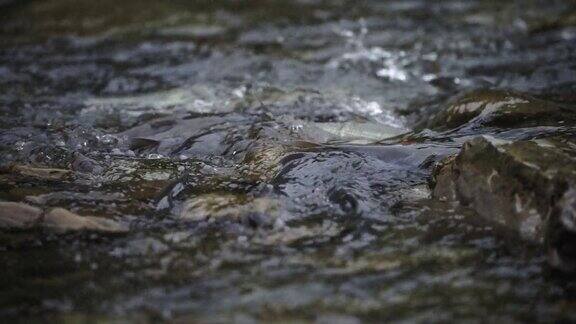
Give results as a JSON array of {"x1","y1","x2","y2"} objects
[
  {"x1": 110, "y1": 237, "x2": 169, "y2": 257},
  {"x1": 422, "y1": 89, "x2": 576, "y2": 131},
  {"x1": 430, "y1": 135, "x2": 576, "y2": 270},
  {"x1": 43, "y1": 208, "x2": 128, "y2": 234},
  {"x1": 11, "y1": 165, "x2": 71, "y2": 181},
  {"x1": 0, "y1": 202, "x2": 127, "y2": 234},
  {"x1": 297, "y1": 119, "x2": 407, "y2": 144},
  {"x1": 179, "y1": 193, "x2": 282, "y2": 228},
  {"x1": 0, "y1": 202, "x2": 42, "y2": 229}
]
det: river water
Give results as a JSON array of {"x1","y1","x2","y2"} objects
[{"x1": 1, "y1": 0, "x2": 576, "y2": 322}]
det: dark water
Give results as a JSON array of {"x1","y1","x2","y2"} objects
[{"x1": 1, "y1": 0, "x2": 576, "y2": 322}]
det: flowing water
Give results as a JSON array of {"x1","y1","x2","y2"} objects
[{"x1": 1, "y1": 0, "x2": 576, "y2": 322}]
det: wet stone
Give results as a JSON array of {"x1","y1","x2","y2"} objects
[
  {"x1": 421, "y1": 89, "x2": 576, "y2": 132},
  {"x1": 0, "y1": 201, "x2": 42, "y2": 229},
  {"x1": 0, "y1": 202, "x2": 128, "y2": 234},
  {"x1": 70, "y1": 153, "x2": 103, "y2": 174},
  {"x1": 430, "y1": 135, "x2": 576, "y2": 270},
  {"x1": 11, "y1": 165, "x2": 71, "y2": 181},
  {"x1": 179, "y1": 193, "x2": 281, "y2": 228},
  {"x1": 43, "y1": 208, "x2": 128, "y2": 234}
]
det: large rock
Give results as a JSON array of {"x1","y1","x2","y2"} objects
[{"x1": 430, "y1": 135, "x2": 576, "y2": 270}]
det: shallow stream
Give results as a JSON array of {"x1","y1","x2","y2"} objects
[{"x1": 1, "y1": 0, "x2": 576, "y2": 322}]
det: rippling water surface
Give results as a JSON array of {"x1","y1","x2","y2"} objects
[{"x1": 1, "y1": 0, "x2": 576, "y2": 322}]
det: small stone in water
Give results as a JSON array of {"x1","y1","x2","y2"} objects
[
  {"x1": 12, "y1": 165, "x2": 71, "y2": 180},
  {"x1": 43, "y1": 208, "x2": 128, "y2": 234},
  {"x1": 0, "y1": 202, "x2": 42, "y2": 229}
]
